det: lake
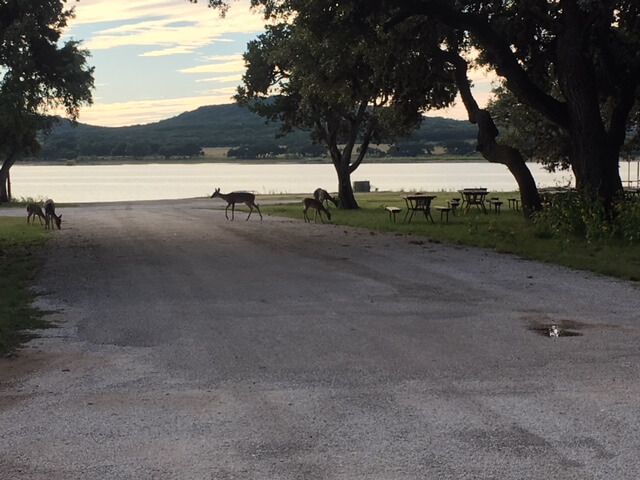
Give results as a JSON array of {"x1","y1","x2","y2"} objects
[{"x1": 5, "y1": 161, "x2": 596, "y2": 203}]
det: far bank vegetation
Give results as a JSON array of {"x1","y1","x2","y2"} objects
[{"x1": 35, "y1": 104, "x2": 480, "y2": 163}]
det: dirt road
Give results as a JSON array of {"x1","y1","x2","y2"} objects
[{"x1": 1, "y1": 198, "x2": 640, "y2": 479}]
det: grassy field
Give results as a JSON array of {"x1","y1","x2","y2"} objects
[
  {"x1": 261, "y1": 191, "x2": 640, "y2": 282},
  {"x1": 0, "y1": 216, "x2": 53, "y2": 356}
]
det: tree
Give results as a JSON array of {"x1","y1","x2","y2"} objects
[
  {"x1": 111, "y1": 142, "x2": 128, "y2": 157},
  {"x1": 0, "y1": 0, "x2": 94, "y2": 201},
  {"x1": 388, "y1": 140, "x2": 428, "y2": 157},
  {"x1": 233, "y1": 8, "x2": 458, "y2": 208},
  {"x1": 442, "y1": 140, "x2": 475, "y2": 156},
  {"x1": 444, "y1": 50, "x2": 543, "y2": 215},
  {"x1": 380, "y1": 0, "x2": 639, "y2": 209},
  {"x1": 126, "y1": 141, "x2": 152, "y2": 158}
]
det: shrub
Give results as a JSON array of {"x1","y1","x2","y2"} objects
[{"x1": 533, "y1": 190, "x2": 640, "y2": 244}]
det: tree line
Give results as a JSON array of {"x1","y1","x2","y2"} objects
[
  {"x1": 36, "y1": 105, "x2": 478, "y2": 161},
  {"x1": 41, "y1": 134, "x2": 477, "y2": 161}
]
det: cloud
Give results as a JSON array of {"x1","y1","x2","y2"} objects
[
  {"x1": 140, "y1": 45, "x2": 199, "y2": 57},
  {"x1": 76, "y1": 94, "x2": 239, "y2": 127},
  {"x1": 179, "y1": 54, "x2": 245, "y2": 74},
  {"x1": 196, "y1": 74, "x2": 243, "y2": 83},
  {"x1": 71, "y1": 0, "x2": 265, "y2": 54}
]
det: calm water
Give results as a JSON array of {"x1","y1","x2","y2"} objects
[{"x1": 8, "y1": 161, "x2": 584, "y2": 203}]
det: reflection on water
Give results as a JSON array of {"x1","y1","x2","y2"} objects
[{"x1": 10, "y1": 161, "x2": 579, "y2": 203}]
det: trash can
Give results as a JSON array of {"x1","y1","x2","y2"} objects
[{"x1": 353, "y1": 181, "x2": 370, "y2": 192}]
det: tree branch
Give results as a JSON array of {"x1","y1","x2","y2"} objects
[{"x1": 389, "y1": 0, "x2": 569, "y2": 128}]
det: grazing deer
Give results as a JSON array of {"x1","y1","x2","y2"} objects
[
  {"x1": 313, "y1": 188, "x2": 339, "y2": 207},
  {"x1": 44, "y1": 199, "x2": 62, "y2": 230},
  {"x1": 210, "y1": 188, "x2": 262, "y2": 221},
  {"x1": 303, "y1": 198, "x2": 332, "y2": 223},
  {"x1": 26, "y1": 203, "x2": 46, "y2": 226}
]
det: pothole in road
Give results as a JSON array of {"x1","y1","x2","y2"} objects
[{"x1": 526, "y1": 319, "x2": 584, "y2": 338}]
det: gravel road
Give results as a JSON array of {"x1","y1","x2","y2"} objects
[{"x1": 1, "y1": 198, "x2": 640, "y2": 479}]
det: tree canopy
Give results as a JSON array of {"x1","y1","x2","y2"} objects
[
  {"x1": 0, "y1": 0, "x2": 94, "y2": 201},
  {"x1": 233, "y1": 3, "x2": 459, "y2": 208}
]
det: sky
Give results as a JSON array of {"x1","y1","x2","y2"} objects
[{"x1": 64, "y1": 0, "x2": 496, "y2": 128}]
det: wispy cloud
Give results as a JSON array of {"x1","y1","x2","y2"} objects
[
  {"x1": 71, "y1": 0, "x2": 265, "y2": 54},
  {"x1": 180, "y1": 54, "x2": 245, "y2": 74},
  {"x1": 77, "y1": 94, "x2": 239, "y2": 127},
  {"x1": 196, "y1": 74, "x2": 243, "y2": 83}
]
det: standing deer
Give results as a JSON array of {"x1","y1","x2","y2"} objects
[
  {"x1": 44, "y1": 199, "x2": 62, "y2": 229},
  {"x1": 211, "y1": 188, "x2": 262, "y2": 221},
  {"x1": 303, "y1": 198, "x2": 332, "y2": 223},
  {"x1": 26, "y1": 203, "x2": 46, "y2": 225},
  {"x1": 313, "y1": 188, "x2": 339, "y2": 207}
]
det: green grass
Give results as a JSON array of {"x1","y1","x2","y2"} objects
[
  {"x1": 261, "y1": 191, "x2": 640, "y2": 282},
  {"x1": 0, "y1": 216, "x2": 53, "y2": 356}
]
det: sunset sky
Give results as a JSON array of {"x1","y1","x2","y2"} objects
[{"x1": 64, "y1": 0, "x2": 496, "y2": 127}]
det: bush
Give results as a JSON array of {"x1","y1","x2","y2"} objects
[{"x1": 533, "y1": 190, "x2": 640, "y2": 244}]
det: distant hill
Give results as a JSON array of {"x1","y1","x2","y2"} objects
[{"x1": 38, "y1": 103, "x2": 478, "y2": 160}]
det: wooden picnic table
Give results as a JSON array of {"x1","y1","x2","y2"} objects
[
  {"x1": 403, "y1": 195, "x2": 437, "y2": 224},
  {"x1": 459, "y1": 188, "x2": 489, "y2": 213}
]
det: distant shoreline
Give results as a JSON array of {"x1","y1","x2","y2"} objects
[{"x1": 19, "y1": 155, "x2": 488, "y2": 167}]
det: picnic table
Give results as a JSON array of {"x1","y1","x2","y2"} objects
[
  {"x1": 460, "y1": 188, "x2": 489, "y2": 213},
  {"x1": 403, "y1": 195, "x2": 436, "y2": 224}
]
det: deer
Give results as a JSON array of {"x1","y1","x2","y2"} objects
[
  {"x1": 303, "y1": 198, "x2": 332, "y2": 223},
  {"x1": 210, "y1": 188, "x2": 262, "y2": 221},
  {"x1": 26, "y1": 203, "x2": 47, "y2": 226},
  {"x1": 44, "y1": 199, "x2": 62, "y2": 230},
  {"x1": 313, "y1": 188, "x2": 339, "y2": 208}
]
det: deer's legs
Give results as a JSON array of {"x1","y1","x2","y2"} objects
[{"x1": 251, "y1": 203, "x2": 262, "y2": 221}]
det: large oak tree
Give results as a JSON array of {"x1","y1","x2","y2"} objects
[
  {"x1": 380, "y1": 0, "x2": 640, "y2": 208},
  {"x1": 0, "y1": 0, "x2": 94, "y2": 202}
]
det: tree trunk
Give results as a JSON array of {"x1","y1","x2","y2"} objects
[
  {"x1": 447, "y1": 51, "x2": 541, "y2": 218},
  {"x1": 568, "y1": 129, "x2": 623, "y2": 204},
  {"x1": 0, "y1": 153, "x2": 18, "y2": 203},
  {"x1": 475, "y1": 110, "x2": 542, "y2": 217},
  {"x1": 555, "y1": 1, "x2": 623, "y2": 207},
  {"x1": 480, "y1": 141, "x2": 542, "y2": 218},
  {"x1": 332, "y1": 156, "x2": 359, "y2": 209}
]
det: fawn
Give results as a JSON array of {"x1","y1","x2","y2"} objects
[
  {"x1": 27, "y1": 203, "x2": 47, "y2": 226},
  {"x1": 211, "y1": 188, "x2": 262, "y2": 221},
  {"x1": 313, "y1": 188, "x2": 339, "y2": 207},
  {"x1": 303, "y1": 198, "x2": 332, "y2": 223},
  {"x1": 44, "y1": 199, "x2": 62, "y2": 229}
]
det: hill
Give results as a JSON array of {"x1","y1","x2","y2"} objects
[{"x1": 38, "y1": 103, "x2": 478, "y2": 160}]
